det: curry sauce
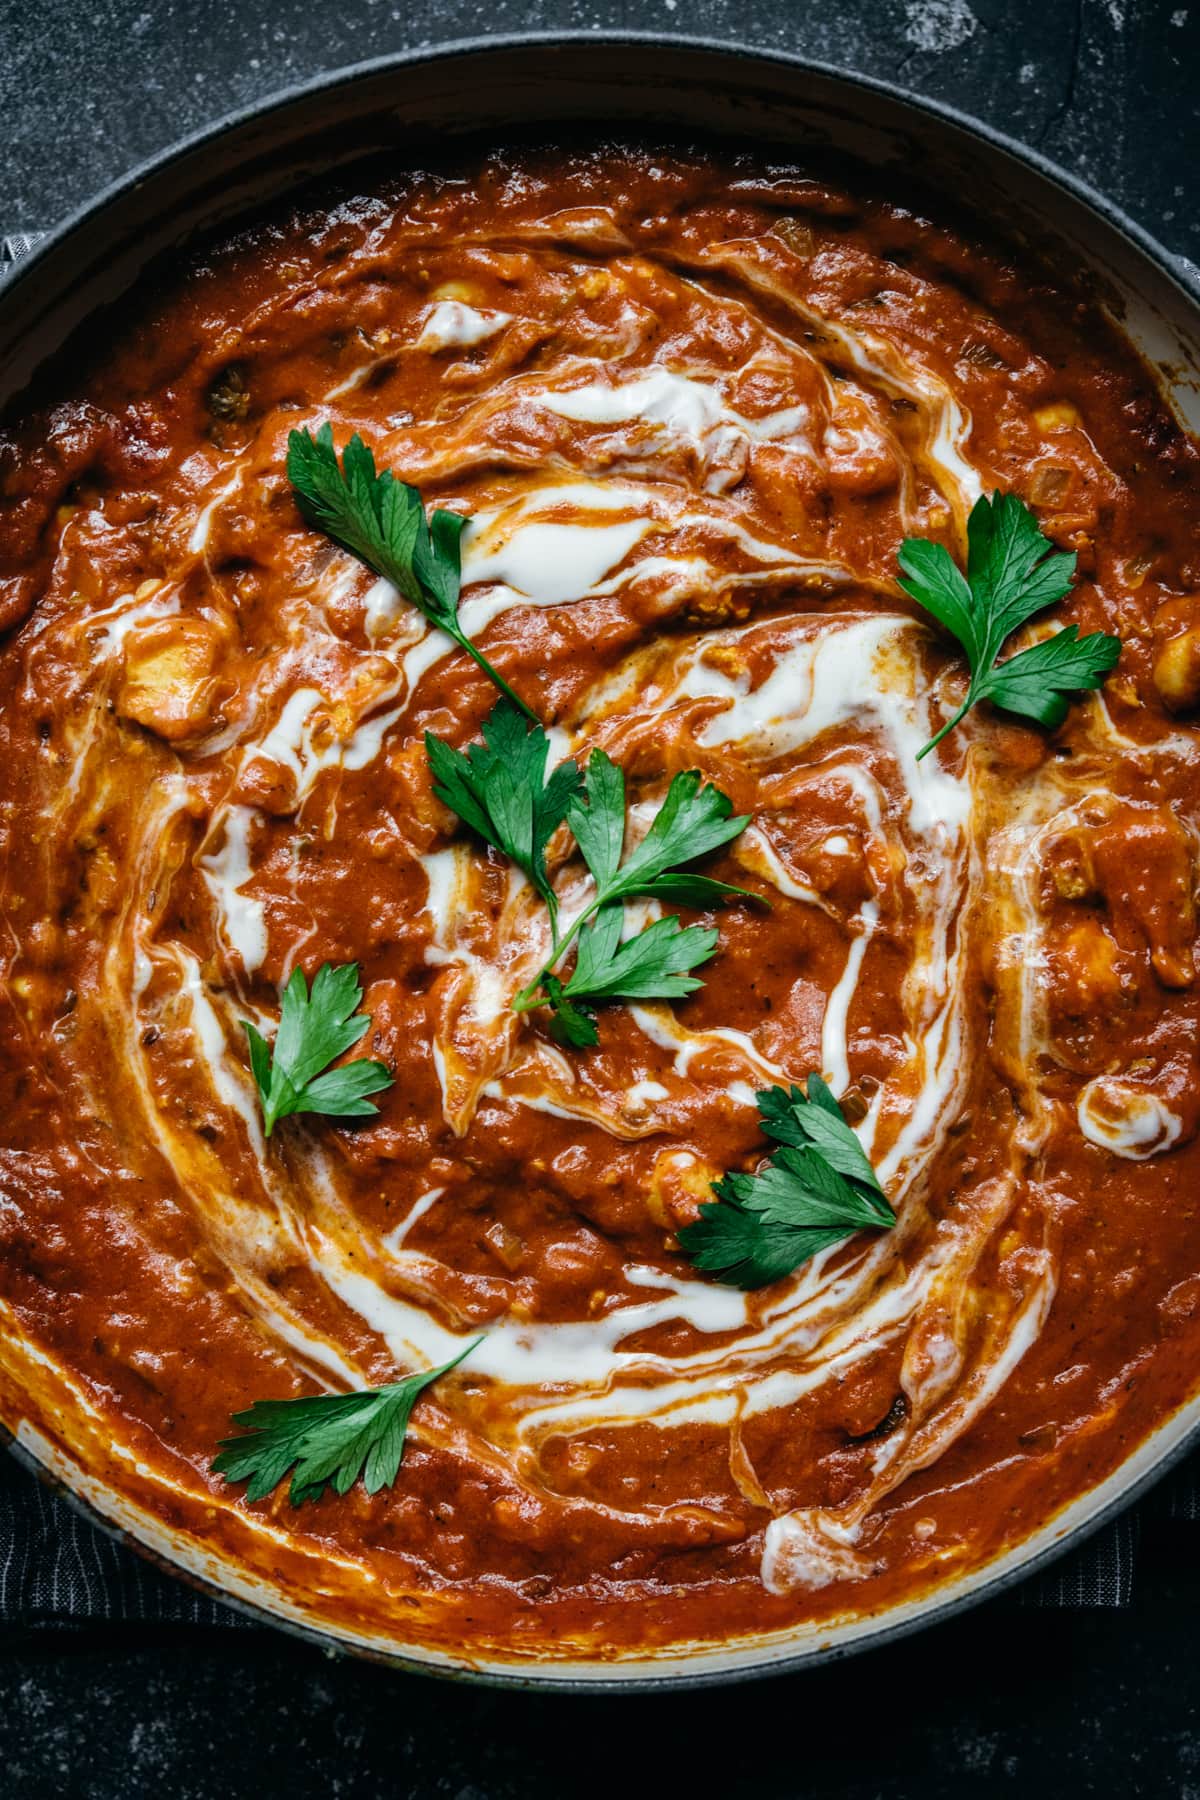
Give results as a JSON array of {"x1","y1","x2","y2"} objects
[{"x1": 0, "y1": 145, "x2": 1198, "y2": 1662}]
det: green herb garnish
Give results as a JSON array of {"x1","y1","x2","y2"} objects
[
  {"x1": 678, "y1": 1076, "x2": 894, "y2": 1288},
  {"x1": 424, "y1": 697, "x2": 582, "y2": 937},
  {"x1": 286, "y1": 424, "x2": 535, "y2": 721},
  {"x1": 426, "y1": 702, "x2": 753, "y2": 1047},
  {"x1": 523, "y1": 745, "x2": 754, "y2": 1046},
  {"x1": 213, "y1": 1339, "x2": 482, "y2": 1506},
  {"x1": 243, "y1": 961, "x2": 393, "y2": 1137},
  {"x1": 899, "y1": 491, "x2": 1121, "y2": 759},
  {"x1": 536, "y1": 910, "x2": 721, "y2": 1048}
]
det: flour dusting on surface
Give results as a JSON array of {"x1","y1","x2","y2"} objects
[{"x1": 902, "y1": 0, "x2": 979, "y2": 51}]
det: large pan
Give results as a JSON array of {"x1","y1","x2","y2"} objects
[{"x1": 2, "y1": 33, "x2": 1199, "y2": 1690}]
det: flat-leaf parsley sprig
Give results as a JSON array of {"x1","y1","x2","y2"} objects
[
  {"x1": 520, "y1": 745, "x2": 756, "y2": 1046},
  {"x1": 426, "y1": 701, "x2": 755, "y2": 1047},
  {"x1": 678, "y1": 1076, "x2": 894, "y2": 1288},
  {"x1": 286, "y1": 424, "x2": 535, "y2": 721},
  {"x1": 213, "y1": 1338, "x2": 482, "y2": 1506},
  {"x1": 424, "y1": 697, "x2": 583, "y2": 939},
  {"x1": 243, "y1": 961, "x2": 393, "y2": 1137},
  {"x1": 899, "y1": 491, "x2": 1121, "y2": 760}
]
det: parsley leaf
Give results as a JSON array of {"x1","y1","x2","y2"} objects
[
  {"x1": 538, "y1": 975, "x2": 601, "y2": 1050},
  {"x1": 213, "y1": 1339, "x2": 482, "y2": 1506},
  {"x1": 425, "y1": 700, "x2": 581, "y2": 924},
  {"x1": 575, "y1": 757, "x2": 753, "y2": 908},
  {"x1": 978, "y1": 623, "x2": 1122, "y2": 726},
  {"x1": 678, "y1": 1079, "x2": 894, "y2": 1288},
  {"x1": 426, "y1": 711, "x2": 754, "y2": 1044},
  {"x1": 242, "y1": 962, "x2": 393, "y2": 1137},
  {"x1": 516, "y1": 743, "x2": 753, "y2": 1039},
  {"x1": 563, "y1": 745, "x2": 625, "y2": 891},
  {"x1": 287, "y1": 424, "x2": 535, "y2": 720},
  {"x1": 543, "y1": 906, "x2": 720, "y2": 1048},
  {"x1": 898, "y1": 491, "x2": 1121, "y2": 759}
]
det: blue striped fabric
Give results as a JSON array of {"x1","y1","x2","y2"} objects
[
  {"x1": 1017, "y1": 1506, "x2": 1140, "y2": 1609},
  {"x1": 0, "y1": 1454, "x2": 247, "y2": 1628}
]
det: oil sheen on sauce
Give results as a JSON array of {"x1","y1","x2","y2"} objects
[{"x1": 0, "y1": 146, "x2": 1199, "y2": 1663}]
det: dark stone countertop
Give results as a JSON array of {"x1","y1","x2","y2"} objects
[
  {"x1": 1, "y1": 0, "x2": 1197, "y2": 260},
  {"x1": 1, "y1": 2, "x2": 1198, "y2": 1794}
]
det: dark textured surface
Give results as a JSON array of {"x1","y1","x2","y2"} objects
[
  {"x1": 1, "y1": 0, "x2": 1198, "y2": 258},
  {"x1": 3, "y1": 1525, "x2": 1200, "y2": 1800},
  {"x1": 2, "y1": 1, "x2": 1200, "y2": 1794}
]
